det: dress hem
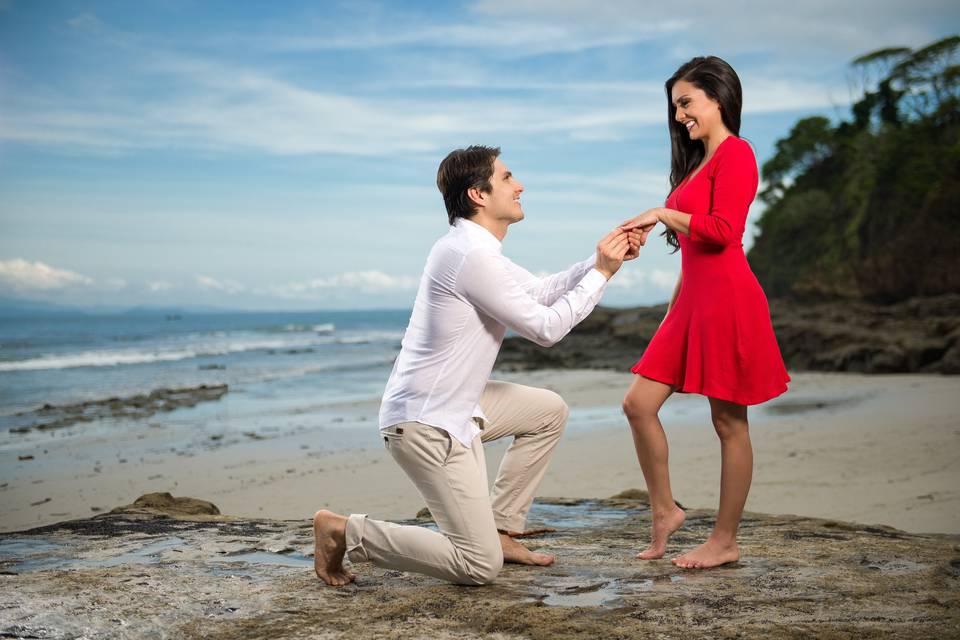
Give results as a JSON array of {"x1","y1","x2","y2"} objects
[{"x1": 630, "y1": 364, "x2": 790, "y2": 407}]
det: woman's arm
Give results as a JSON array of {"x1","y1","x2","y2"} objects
[
  {"x1": 620, "y1": 206, "x2": 689, "y2": 236},
  {"x1": 623, "y1": 140, "x2": 758, "y2": 245}
]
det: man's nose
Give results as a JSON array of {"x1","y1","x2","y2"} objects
[{"x1": 516, "y1": 181, "x2": 524, "y2": 193}]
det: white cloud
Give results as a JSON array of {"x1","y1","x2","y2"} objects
[
  {"x1": 232, "y1": 14, "x2": 685, "y2": 57},
  {"x1": 66, "y1": 12, "x2": 103, "y2": 32},
  {"x1": 270, "y1": 270, "x2": 419, "y2": 298},
  {"x1": 471, "y1": 0, "x2": 954, "y2": 56},
  {"x1": 195, "y1": 275, "x2": 245, "y2": 294},
  {"x1": 103, "y1": 277, "x2": 127, "y2": 290},
  {"x1": 0, "y1": 259, "x2": 94, "y2": 291},
  {"x1": 0, "y1": 43, "x2": 844, "y2": 159},
  {"x1": 148, "y1": 280, "x2": 173, "y2": 292},
  {"x1": 607, "y1": 266, "x2": 677, "y2": 291},
  {"x1": 0, "y1": 55, "x2": 668, "y2": 155}
]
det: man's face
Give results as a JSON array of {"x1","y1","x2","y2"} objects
[{"x1": 480, "y1": 158, "x2": 525, "y2": 224}]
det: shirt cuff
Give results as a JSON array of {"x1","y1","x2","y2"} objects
[{"x1": 582, "y1": 267, "x2": 609, "y2": 292}]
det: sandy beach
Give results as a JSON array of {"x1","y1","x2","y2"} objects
[{"x1": 3, "y1": 371, "x2": 959, "y2": 535}]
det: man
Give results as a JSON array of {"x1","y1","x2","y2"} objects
[{"x1": 314, "y1": 145, "x2": 642, "y2": 586}]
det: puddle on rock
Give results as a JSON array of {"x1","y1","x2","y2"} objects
[
  {"x1": 0, "y1": 536, "x2": 188, "y2": 573},
  {"x1": 533, "y1": 572, "x2": 689, "y2": 608},
  {"x1": 97, "y1": 537, "x2": 187, "y2": 567},
  {"x1": 0, "y1": 537, "x2": 65, "y2": 573},
  {"x1": 214, "y1": 550, "x2": 314, "y2": 568},
  {"x1": 527, "y1": 501, "x2": 637, "y2": 530},
  {"x1": 536, "y1": 576, "x2": 623, "y2": 607}
]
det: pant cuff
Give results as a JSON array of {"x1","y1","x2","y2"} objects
[
  {"x1": 345, "y1": 513, "x2": 368, "y2": 563},
  {"x1": 493, "y1": 512, "x2": 527, "y2": 534}
]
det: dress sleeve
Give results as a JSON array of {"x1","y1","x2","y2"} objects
[
  {"x1": 456, "y1": 249, "x2": 607, "y2": 347},
  {"x1": 688, "y1": 139, "x2": 759, "y2": 246}
]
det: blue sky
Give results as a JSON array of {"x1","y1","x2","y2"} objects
[{"x1": 0, "y1": 0, "x2": 956, "y2": 311}]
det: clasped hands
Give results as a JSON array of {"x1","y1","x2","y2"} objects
[{"x1": 594, "y1": 208, "x2": 662, "y2": 279}]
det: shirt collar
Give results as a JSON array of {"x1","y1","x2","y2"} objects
[{"x1": 453, "y1": 217, "x2": 502, "y2": 251}]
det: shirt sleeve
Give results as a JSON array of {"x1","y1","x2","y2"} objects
[
  {"x1": 501, "y1": 255, "x2": 598, "y2": 306},
  {"x1": 456, "y1": 249, "x2": 607, "y2": 347},
  {"x1": 688, "y1": 139, "x2": 759, "y2": 246}
]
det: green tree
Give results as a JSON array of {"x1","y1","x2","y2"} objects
[{"x1": 748, "y1": 35, "x2": 960, "y2": 302}]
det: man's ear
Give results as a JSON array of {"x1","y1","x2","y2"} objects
[{"x1": 467, "y1": 187, "x2": 486, "y2": 209}]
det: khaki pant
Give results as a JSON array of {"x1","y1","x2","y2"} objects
[{"x1": 345, "y1": 380, "x2": 569, "y2": 585}]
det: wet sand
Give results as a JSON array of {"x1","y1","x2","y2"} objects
[{"x1": 2, "y1": 371, "x2": 959, "y2": 535}]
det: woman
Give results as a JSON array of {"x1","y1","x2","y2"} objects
[{"x1": 620, "y1": 56, "x2": 789, "y2": 569}]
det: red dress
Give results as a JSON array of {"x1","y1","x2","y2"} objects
[{"x1": 631, "y1": 136, "x2": 790, "y2": 405}]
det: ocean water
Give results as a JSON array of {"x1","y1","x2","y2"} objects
[{"x1": 0, "y1": 310, "x2": 409, "y2": 443}]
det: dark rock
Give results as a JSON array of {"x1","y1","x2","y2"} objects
[
  {"x1": 110, "y1": 492, "x2": 221, "y2": 517},
  {"x1": 9, "y1": 384, "x2": 229, "y2": 432},
  {"x1": 497, "y1": 295, "x2": 960, "y2": 374}
]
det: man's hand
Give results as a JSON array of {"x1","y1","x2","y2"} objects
[
  {"x1": 624, "y1": 228, "x2": 644, "y2": 261},
  {"x1": 595, "y1": 229, "x2": 630, "y2": 280}
]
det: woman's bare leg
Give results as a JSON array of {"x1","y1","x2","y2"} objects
[
  {"x1": 673, "y1": 397, "x2": 750, "y2": 569},
  {"x1": 622, "y1": 376, "x2": 685, "y2": 559}
]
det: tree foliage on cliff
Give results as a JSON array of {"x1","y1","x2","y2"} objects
[{"x1": 748, "y1": 36, "x2": 960, "y2": 302}]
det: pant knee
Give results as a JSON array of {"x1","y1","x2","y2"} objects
[
  {"x1": 545, "y1": 390, "x2": 569, "y2": 431},
  {"x1": 461, "y1": 547, "x2": 504, "y2": 586}
]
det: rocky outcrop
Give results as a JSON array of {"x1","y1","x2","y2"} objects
[
  {"x1": 8, "y1": 384, "x2": 229, "y2": 434},
  {"x1": 1, "y1": 493, "x2": 958, "y2": 639},
  {"x1": 496, "y1": 294, "x2": 960, "y2": 374}
]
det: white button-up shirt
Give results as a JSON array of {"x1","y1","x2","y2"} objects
[{"x1": 379, "y1": 218, "x2": 609, "y2": 446}]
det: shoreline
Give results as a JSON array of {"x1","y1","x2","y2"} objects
[{"x1": 2, "y1": 370, "x2": 958, "y2": 535}]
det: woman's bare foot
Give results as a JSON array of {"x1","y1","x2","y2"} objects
[
  {"x1": 636, "y1": 505, "x2": 685, "y2": 560},
  {"x1": 499, "y1": 533, "x2": 554, "y2": 566},
  {"x1": 313, "y1": 510, "x2": 356, "y2": 586},
  {"x1": 671, "y1": 537, "x2": 739, "y2": 569}
]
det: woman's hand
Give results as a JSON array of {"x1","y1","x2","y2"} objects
[{"x1": 620, "y1": 208, "x2": 661, "y2": 232}]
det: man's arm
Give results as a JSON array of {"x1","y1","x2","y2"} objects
[
  {"x1": 502, "y1": 256, "x2": 596, "y2": 306},
  {"x1": 503, "y1": 230, "x2": 644, "y2": 306},
  {"x1": 456, "y1": 231, "x2": 629, "y2": 347}
]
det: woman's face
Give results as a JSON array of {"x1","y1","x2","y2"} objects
[{"x1": 671, "y1": 79, "x2": 723, "y2": 142}]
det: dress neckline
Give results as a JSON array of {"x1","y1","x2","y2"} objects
[{"x1": 677, "y1": 135, "x2": 736, "y2": 191}]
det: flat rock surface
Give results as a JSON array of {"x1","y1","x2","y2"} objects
[{"x1": 1, "y1": 493, "x2": 958, "y2": 639}]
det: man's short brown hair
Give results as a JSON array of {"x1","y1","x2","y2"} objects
[{"x1": 436, "y1": 145, "x2": 501, "y2": 225}]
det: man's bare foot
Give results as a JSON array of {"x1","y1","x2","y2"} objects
[
  {"x1": 313, "y1": 510, "x2": 356, "y2": 586},
  {"x1": 499, "y1": 532, "x2": 554, "y2": 566},
  {"x1": 671, "y1": 537, "x2": 740, "y2": 569},
  {"x1": 636, "y1": 505, "x2": 685, "y2": 560}
]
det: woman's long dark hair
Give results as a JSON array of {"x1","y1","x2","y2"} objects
[{"x1": 663, "y1": 56, "x2": 743, "y2": 251}]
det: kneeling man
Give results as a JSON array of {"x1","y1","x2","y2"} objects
[{"x1": 314, "y1": 145, "x2": 641, "y2": 586}]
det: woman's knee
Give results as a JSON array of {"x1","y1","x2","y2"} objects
[
  {"x1": 711, "y1": 413, "x2": 748, "y2": 441},
  {"x1": 622, "y1": 392, "x2": 656, "y2": 423}
]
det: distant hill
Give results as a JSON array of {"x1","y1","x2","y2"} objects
[
  {"x1": 0, "y1": 296, "x2": 232, "y2": 318},
  {"x1": 0, "y1": 295, "x2": 88, "y2": 317},
  {"x1": 748, "y1": 36, "x2": 959, "y2": 302}
]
